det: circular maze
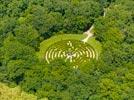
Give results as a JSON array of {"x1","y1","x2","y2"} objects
[{"x1": 44, "y1": 40, "x2": 98, "y2": 67}]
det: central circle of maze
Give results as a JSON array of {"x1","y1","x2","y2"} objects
[{"x1": 45, "y1": 40, "x2": 98, "y2": 66}]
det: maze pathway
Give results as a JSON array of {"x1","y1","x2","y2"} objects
[{"x1": 45, "y1": 40, "x2": 98, "y2": 66}]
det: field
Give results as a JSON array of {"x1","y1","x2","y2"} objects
[{"x1": 38, "y1": 34, "x2": 102, "y2": 66}]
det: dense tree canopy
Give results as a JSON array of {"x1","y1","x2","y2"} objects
[
  {"x1": 0, "y1": 0, "x2": 134, "y2": 99},
  {"x1": 0, "y1": 0, "x2": 103, "y2": 40}
]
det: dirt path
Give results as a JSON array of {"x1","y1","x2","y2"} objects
[
  {"x1": 82, "y1": 8, "x2": 108, "y2": 43},
  {"x1": 82, "y1": 25, "x2": 94, "y2": 43}
]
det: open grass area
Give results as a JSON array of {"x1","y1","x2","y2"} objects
[
  {"x1": 0, "y1": 83, "x2": 37, "y2": 100},
  {"x1": 37, "y1": 34, "x2": 102, "y2": 66}
]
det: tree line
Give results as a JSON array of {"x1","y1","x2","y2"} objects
[{"x1": 0, "y1": 0, "x2": 134, "y2": 99}]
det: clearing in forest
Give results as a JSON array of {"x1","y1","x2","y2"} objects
[{"x1": 38, "y1": 34, "x2": 101, "y2": 67}]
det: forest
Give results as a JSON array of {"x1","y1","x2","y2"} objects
[{"x1": 0, "y1": 0, "x2": 134, "y2": 100}]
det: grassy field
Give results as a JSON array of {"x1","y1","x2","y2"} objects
[
  {"x1": 0, "y1": 83, "x2": 37, "y2": 100},
  {"x1": 37, "y1": 34, "x2": 102, "y2": 62}
]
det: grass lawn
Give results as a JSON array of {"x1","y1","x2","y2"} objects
[{"x1": 37, "y1": 34, "x2": 102, "y2": 65}]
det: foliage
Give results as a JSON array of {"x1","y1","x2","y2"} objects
[
  {"x1": 20, "y1": 60, "x2": 100, "y2": 100},
  {"x1": 0, "y1": 82, "x2": 37, "y2": 100},
  {"x1": 94, "y1": 0, "x2": 134, "y2": 66},
  {"x1": 0, "y1": 0, "x2": 134, "y2": 99}
]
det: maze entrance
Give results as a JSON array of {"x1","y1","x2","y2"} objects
[{"x1": 44, "y1": 40, "x2": 98, "y2": 67}]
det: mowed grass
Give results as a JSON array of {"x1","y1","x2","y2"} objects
[
  {"x1": 45, "y1": 40, "x2": 97, "y2": 65},
  {"x1": 37, "y1": 34, "x2": 102, "y2": 60}
]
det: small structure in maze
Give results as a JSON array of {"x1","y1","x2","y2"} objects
[{"x1": 44, "y1": 40, "x2": 98, "y2": 67}]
